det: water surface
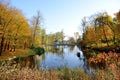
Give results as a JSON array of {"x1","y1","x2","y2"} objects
[{"x1": 40, "y1": 46, "x2": 89, "y2": 72}]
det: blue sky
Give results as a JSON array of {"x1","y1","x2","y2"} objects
[{"x1": 11, "y1": 0, "x2": 120, "y2": 38}]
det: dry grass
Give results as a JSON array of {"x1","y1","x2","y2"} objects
[
  {"x1": 0, "y1": 49, "x2": 31, "y2": 61},
  {"x1": 0, "y1": 63, "x2": 119, "y2": 80},
  {"x1": 0, "y1": 64, "x2": 91, "y2": 80}
]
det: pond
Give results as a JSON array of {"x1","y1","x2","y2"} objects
[{"x1": 39, "y1": 45, "x2": 91, "y2": 73}]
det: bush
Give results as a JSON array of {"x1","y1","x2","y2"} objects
[
  {"x1": 88, "y1": 52, "x2": 120, "y2": 69},
  {"x1": 34, "y1": 47, "x2": 45, "y2": 56},
  {"x1": 30, "y1": 44, "x2": 35, "y2": 49},
  {"x1": 29, "y1": 50, "x2": 36, "y2": 56}
]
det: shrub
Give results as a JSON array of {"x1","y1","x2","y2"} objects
[
  {"x1": 34, "y1": 47, "x2": 45, "y2": 56},
  {"x1": 29, "y1": 50, "x2": 36, "y2": 56},
  {"x1": 30, "y1": 44, "x2": 35, "y2": 49},
  {"x1": 88, "y1": 52, "x2": 120, "y2": 69}
]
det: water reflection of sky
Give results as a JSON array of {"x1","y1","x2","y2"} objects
[{"x1": 40, "y1": 46, "x2": 85, "y2": 69}]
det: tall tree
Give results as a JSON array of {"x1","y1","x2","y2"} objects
[
  {"x1": 94, "y1": 12, "x2": 113, "y2": 47},
  {"x1": 115, "y1": 11, "x2": 120, "y2": 45},
  {"x1": 0, "y1": 2, "x2": 15, "y2": 55},
  {"x1": 81, "y1": 17, "x2": 88, "y2": 40},
  {"x1": 74, "y1": 32, "x2": 79, "y2": 42},
  {"x1": 68, "y1": 37, "x2": 75, "y2": 44},
  {"x1": 0, "y1": 2, "x2": 31, "y2": 55},
  {"x1": 30, "y1": 11, "x2": 41, "y2": 47}
]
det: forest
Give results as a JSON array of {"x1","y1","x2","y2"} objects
[
  {"x1": 81, "y1": 11, "x2": 120, "y2": 49},
  {"x1": 78, "y1": 11, "x2": 120, "y2": 58},
  {"x1": 0, "y1": 1, "x2": 64, "y2": 56}
]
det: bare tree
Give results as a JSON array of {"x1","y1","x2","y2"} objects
[{"x1": 30, "y1": 11, "x2": 41, "y2": 47}]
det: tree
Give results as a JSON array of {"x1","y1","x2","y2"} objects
[
  {"x1": 55, "y1": 30, "x2": 64, "y2": 43},
  {"x1": 115, "y1": 11, "x2": 120, "y2": 45},
  {"x1": 81, "y1": 12, "x2": 117, "y2": 47},
  {"x1": 10, "y1": 8, "x2": 30, "y2": 50},
  {"x1": 40, "y1": 28, "x2": 46, "y2": 45},
  {"x1": 81, "y1": 17, "x2": 88, "y2": 40},
  {"x1": 84, "y1": 27, "x2": 96, "y2": 44},
  {"x1": 0, "y1": 2, "x2": 16, "y2": 55},
  {"x1": 74, "y1": 32, "x2": 79, "y2": 42},
  {"x1": 94, "y1": 12, "x2": 114, "y2": 47},
  {"x1": 116, "y1": 11, "x2": 120, "y2": 23},
  {"x1": 68, "y1": 37, "x2": 75, "y2": 44},
  {"x1": 30, "y1": 11, "x2": 41, "y2": 47},
  {"x1": 0, "y1": 2, "x2": 31, "y2": 55}
]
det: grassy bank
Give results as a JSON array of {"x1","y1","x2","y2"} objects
[
  {"x1": 0, "y1": 49, "x2": 34, "y2": 61},
  {"x1": 0, "y1": 66, "x2": 91, "y2": 80},
  {"x1": 0, "y1": 64, "x2": 120, "y2": 80},
  {"x1": 0, "y1": 46, "x2": 44, "y2": 62}
]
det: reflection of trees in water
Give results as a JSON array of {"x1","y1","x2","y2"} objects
[
  {"x1": 41, "y1": 52, "x2": 45, "y2": 60},
  {"x1": 69, "y1": 46, "x2": 75, "y2": 51},
  {"x1": 45, "y1": 46, "x2": 63, "y2": 54}
]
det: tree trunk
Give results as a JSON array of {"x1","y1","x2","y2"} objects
[
  {"x1": 108, "y1": 23, "x2": 116, "y2": 45},
  {"x1": 3, "y1": 41, "x2": 7, "y2": 51},
  {"x1": 113, "y1": 33, "x2": 116, "y2": 45},
  {"x1": 103, "y1": 26, "x2": 109, "y2": 47},
  {"x1": 7, "y1": 41, "x2": 10, "y2": 50},
  {"x1": 24, "y1": 41, "x2": 26, "y2": 49},
  {"x1": 0, "y1": 36, "x2": 4, "y2": 56}
]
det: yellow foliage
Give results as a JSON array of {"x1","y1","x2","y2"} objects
[{"x1": 0, "y1": 2, "x2": 32, "y2": 48}]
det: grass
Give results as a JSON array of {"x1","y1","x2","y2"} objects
[
  {"x1": 0, "y1": 63, "x2": 120, "y2": 80},
  {"x1": 0, "y1": 65, "x2": 91, "y2": 80},
  {"x1": 92, "y1": 67, "x2": 120, "y2": 80},
  {"x1": 0, "y1": 49, "x2": 34, "y2": 61}
]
